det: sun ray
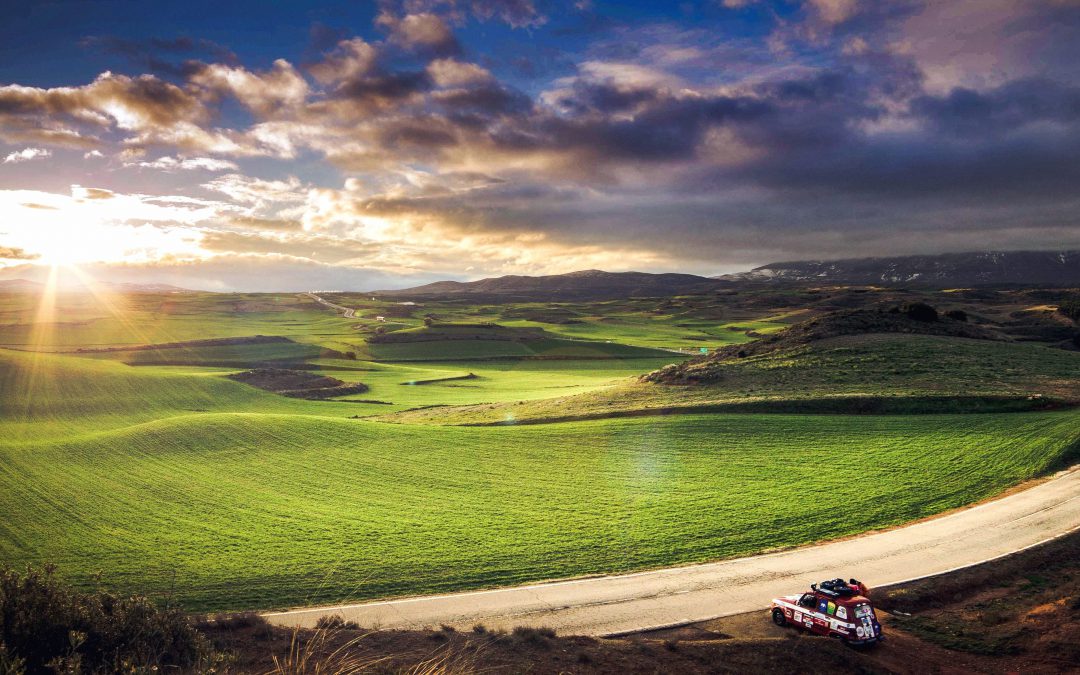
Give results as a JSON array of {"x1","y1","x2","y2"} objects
[
  {"x1": 21, "y1": 264, "x2": 60, "y2": 422},
  {"x1": 64, "y1": 265, "x2": 183, "y2": 351}
]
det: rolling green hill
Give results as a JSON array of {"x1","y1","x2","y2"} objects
[
  {"x1": 1, "y1": 347, "x2": 1078, "y2": 612},
  {"x1": 382, "y1": 333, "x2": 1080, "y2": 425},
  {"x1": 361, "y1": 322, "x2": 677, "y2": 361},
  {"x1": 2, "y1": 287, "x2": 1078, "y2": 615}
]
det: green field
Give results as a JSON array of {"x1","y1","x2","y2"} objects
[
  {"x1": 386, "y1": 333, "x2": 1080, "y2": 424},
  {"x1": 1, "y1": 287, "x2": 1078, "y2": 613}
]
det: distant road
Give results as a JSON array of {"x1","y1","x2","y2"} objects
[
  {"x1": 306, "y1": 292, "x2": 356, "y2": 319},
  {"x1": 264, "y1": 466, "x2": 1080, "y2": 636}
]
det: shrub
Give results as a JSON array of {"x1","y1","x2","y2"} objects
[
  {"x1": 900, "y1": 302, "x2": 939, "y2": 322},
  {"x1": 945, "y1": 309, "x2": 968, "y2": 322},
  {"x1": 511, "y1": 626, "x2": 556, "y2": 648},
  {"x1": 313, "y1": 614, "x2": 359, "y2": 630},
  {"x1": 0, "y1": 565, "x2": 220, "y2": 674},
  {"x1": 1058, "y1": 296, "x2": 1080, "y2": 322},
  {"x1": 196, "y1": 609, "x2": 276, "y2": 639}
]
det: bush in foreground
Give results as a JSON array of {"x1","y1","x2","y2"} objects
[
  {"x1": 895, "y1": 302, "x2": 939, "y2": 322},
  {"x1": 0, "y1": 565, "x2": 221, "y2": 674},
  {"x1": 1058, "y1": 296, "x2": 1080, "y2": 323}
]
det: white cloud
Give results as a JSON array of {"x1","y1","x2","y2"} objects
[
  {"x1": 807, "y1": 0, "x2": 858, "y2": 25},
  {"x1": 3, "y1": 147, "x2": 51, "y2": 164},
  {"x1": 133, "y1": 156, "x2": 239, "y2": 172}
]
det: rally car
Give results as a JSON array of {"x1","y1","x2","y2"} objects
[{"x1": 770, "y1": 578, "x2": 882, "y2": 647}]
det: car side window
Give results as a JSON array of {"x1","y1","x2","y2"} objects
[{"x1": 799, "y1": 593, "x2": 815, "y2": 608}]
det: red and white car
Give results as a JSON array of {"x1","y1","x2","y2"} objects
[{"x1": 770, "y1": 578, "x2": 882, "y2": 647}]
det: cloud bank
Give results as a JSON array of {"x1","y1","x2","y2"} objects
[{"x1": 0, "y1": 0, "x2": 1078, "y2": 290}]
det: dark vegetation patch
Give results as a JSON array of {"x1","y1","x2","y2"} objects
[
  {"x1": 875, "y1": 528, "x2": 1080, "y2": 660},
  {"x1": 72, "y1": 335, "x2": 292, "y2": 353},
  {"x1": 463, "y1": 395, "x2": 1066, "y2": 426},
  {"x1": 1056, "y1": 295, "x2": 1080, "y2": 323},
  {"x1": 7, "y1": 533, "x2": 1080, "y2": 674},
  {"x1": 368, "y1": 322, "x2": 547, "y2": 344},
  {"x1": 227, "y1": 368, "x2": 369, "y2": 399},
  {"x1": 363, "y1": 304, "x2": 415, "y2": 319},
  {"x1": 500, "y1": 306, "x2": 584, "y2": 324},
  {"x1": 400, "y1": 373, "x2": 478, "y2": 385},
  {"x1": 644, "y1": 306, "x2": 1002, "y2": 384},
  {"x1": 0, "y1": 564, "x2": 876, "y2": 673},
  {"x1": 0, "y1": 565, "x2": 221, "y2": 674},
  {"x1": 206, "y1": 616, "x2": 876, "y2": 675}
]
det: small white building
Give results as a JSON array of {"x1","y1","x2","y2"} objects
[{"x1": 376, "y1": 316, "x2": 386, "y2": 322}]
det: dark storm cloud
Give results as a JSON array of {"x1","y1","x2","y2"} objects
[
  {"x1": 431, "y1": 82, "x2": 531, "y2": 115},
  {"x1": 493, "y1": 93, "x2": 771, "y2": 163},
  {"x1": 713, "y1": 69, "x2": 1080, "y2": 202},
  {"x1": 81, "y1": 35, "x2": 238, "y2": 77},
  {"x1": 336, "y1": 70, "x2": 433, "y2": 102},
  {"x1": 5, "y1": 0, "x2": 1080, "y2": 280},
  {"x1": 911, "y1": 78, "x2": 1080, "y2": 138}
]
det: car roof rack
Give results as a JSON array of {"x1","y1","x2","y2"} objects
[{"x1": 812, "y1": 579, "x2": 856, "y2": 598}]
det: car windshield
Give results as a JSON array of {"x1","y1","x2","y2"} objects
[{"x1": 855, "y1": 604, "x2": 874, "y2": 618}]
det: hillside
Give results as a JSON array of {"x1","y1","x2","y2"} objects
[
  {"x1": 373, "y1": 270, "x2": 725, "y2": 301},
  {"x1": 381, "y1": 305, "x2": 1080, "y2": 425},
  {"x1": 720, "y1": 250, "x2": 1080, "y2": 286},
  {"x1": 4, "y1": 346, "x2": 1078, "y2": 612},
  {"x1": 644, "y1": 304, "x2": 1002, "y2": 384}
]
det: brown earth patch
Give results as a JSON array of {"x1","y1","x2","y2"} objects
[{"x1": 228, "y1": 368, "x2": 369, "y2": 399}]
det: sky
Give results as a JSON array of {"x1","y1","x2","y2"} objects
[{"x1": 0, "y1": 0, "x2": 1078, "y2": 291}]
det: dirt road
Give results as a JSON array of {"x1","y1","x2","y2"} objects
[
  {"x1": 306, "y1": 292, "x2": 356, "y2": 318},
  {"x1": 264, "y1": 465, "x2": 1080, "y2": 636}
]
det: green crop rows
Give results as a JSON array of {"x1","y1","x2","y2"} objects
[{"x1": 1, "y1": 289, "x2": 1078, "y2": 613}]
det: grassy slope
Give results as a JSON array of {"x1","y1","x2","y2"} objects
[
  {"x1": 330, "y1": 358, "x2": 677, "y2": 412},
  {"x1": 2, "y1": 349, "x2": 1079, "y2": 612},
  {"x1": 0, "y1": 291, "x2": 789, "y2": 353},
  {"x1": 77, "y1": 340, "x2": 326, "y2": 365},
  {"x1": 3, "y1": 411, "x2": 1077, "y2": 612},
  {"x1": 383, "y1": 334, "x2": 1080, "y2": 425},
  {"x1": 2, "y1": 291, "x2": 1078, "y2": 614}
]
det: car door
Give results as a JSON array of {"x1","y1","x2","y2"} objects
[{"x1": 792, "y1": 593, "x2": 816, "y2": 629}]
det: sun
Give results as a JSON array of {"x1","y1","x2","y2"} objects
[
  {"x1": 6, "y1": 190, "x2": 207, "y2": 269},
  {"x1": 35, "y1": 246, "x2": 84, "y2": 268}
]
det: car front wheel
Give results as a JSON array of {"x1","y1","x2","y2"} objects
[{"x1": 772, "y1": 608, "x2": 787, "y2": 626}]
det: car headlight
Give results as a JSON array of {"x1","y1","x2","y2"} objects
[{"x1": 856, "y1": 627, "x2": 865, "y2": 637}]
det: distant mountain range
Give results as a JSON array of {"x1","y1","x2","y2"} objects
[
  {"x1": 0, "y1": 279, "x2": 190, "y2": 293},
  {"x1": 375, "y1": 251, "x2": 1080, "y2": 300},
  {"x1": 106, "y1": 282, "x2": 191, "y2": 293},
  {"x1": 373, "y1": 269, "x2": 723, "y2": 301},
  {"x1": 2, "y1": 250, "x2": 1076, "y2": 298},
  {"x1": 717, "y1": 251, "x2": 1080, "y2": 287}
]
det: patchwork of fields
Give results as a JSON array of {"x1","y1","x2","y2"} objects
[{"x1": 1, "y1": 287, "x2": 1078, "y2": 612}]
